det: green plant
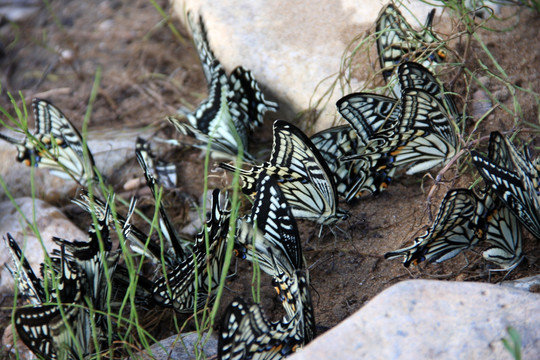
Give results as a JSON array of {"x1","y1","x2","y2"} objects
[{"x1": 502, "y1": 326, "x2": 523, "y2": 360}]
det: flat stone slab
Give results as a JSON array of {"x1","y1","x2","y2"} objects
[{"x1": 289, "y1": 279, "x2": 540, "y2": 360}]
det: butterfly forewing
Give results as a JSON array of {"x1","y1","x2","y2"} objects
[
  {"x1": 336, "y1": 93, "x2": 401, "y2": 142},
  {"x1": 222, "y1": 120, "x2": 347, "y2": 225},
  {"x1": 397, "y1": 62, "x2": 460, "y2": 122}
]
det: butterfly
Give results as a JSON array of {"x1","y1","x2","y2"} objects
[
  {"x1": 218, "y1": 297, "x2": 303, "y2": 360},
  {"x1": 472, "y1": 131, "x2": 540, "y2": 240},
  {"x1": 385, "y1": 188, "x2": 479, "y2": 266},
  {"x1": 478, "y1": 188, "x2": 524, "y2": 271},
  {"x1": 235, "y1": 173, "x2": 303, "y2": 276},
  {"x1": 331, "y1": 93, "x2": 401, "y2": 200},
  {"x1": 310, "y1": 126, "x2": 369, "y2": 201},
  {"x1": 343, "y1": 87, "x2": 457, "y2": 183},
  {"x1": 136, "y1": 145, "x2": 192, "y2": 263},
  {"x1": 51, "y1": 198, "x2": 120, "y2": 317},
  {"x1": 72, "y1": 191, "x2": 176, "y2": 266},
  {"x1": 171, "y1": 13, "x2": 278, "y2": 162},
  {"x1": 9, "y1": 199, "x2": 118, "y2": 360},
  {"x1": 397, "y1": 61, "x2": 460, "y2": 122},
  {"x1": 135, "y1": 137, "x2": 177, "y2": 188},
  {"x1": 376, "y1": 3, "x2": 446, "y2": 95},
  {"x1": 0, "y1": 98, "x2": 96, "y2": 185},
  {"x1": 221, "y1": 120, "x2": 348, "y2": 226},
  {"x1": 152, "y1": 188, "x2": 232, "y2": 313},
  {"x1": 13, "y1": 247, "x2": 90, "y2": 360},
  {"x1": 218, "y1": 270, "x2": 315, "y2": 360}
]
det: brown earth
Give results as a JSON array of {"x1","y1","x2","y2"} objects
[{"x1": 0, "y1": 0, "x2": 538, "y2": 358}]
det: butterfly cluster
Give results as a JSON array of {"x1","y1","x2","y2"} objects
[
  {"x1": 2, "y1": 2, "x2": 538, "y2": 360},
  {"x1": 168, "y1": 12, "x2": 279, "y2": 162}
]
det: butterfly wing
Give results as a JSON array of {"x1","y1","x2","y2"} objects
[
  {"x1": 336, "y1": 93, "x2": 400, "y2": 142},
  {"x1": 376, "y1": 4, "x2": 444, "y2": 85},
  {"x1": 385, "y1": 189, "x2": 479, "y2": 266},
  {"x1": 397, "y1": 62, "x2": 460, "y2": 122},
  {"x1": 152, "y1": 189, "x2": 230, "y2": 313}
]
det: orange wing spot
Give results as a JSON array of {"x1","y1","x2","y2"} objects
[
  {"x1": 390, "y1": 147, "x2": 403, "y2": 156},
  {"x1": 381, "y1": 182, "x2": 388, "y2": 190},
  {"x1": 437, "y1": 49, "x2": 447, "y2": 59},
  {"x1": 23, "y1": 159, "x2": 31, "y2": 167},
  {"x1": 412, "y1": 259, "x2": 419, "y2": 266}
]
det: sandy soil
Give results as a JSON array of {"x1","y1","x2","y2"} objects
[{"x1": 0, "y1": 0, "x2": 538, "y2": 357}]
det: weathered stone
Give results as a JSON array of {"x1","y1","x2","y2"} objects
[
  {"x1": 503, "y1": 274, "x2": 540, "y2": 293},
  {"x1": 171, "y1": 0, "x2": 449, "y2": 132},
  {"x1": 0, "y1": 197, "x2": 86, "y2": 294},
  {"x1": 129, "y1": 332, "x2": 218, "y2": 360},
  {"x1": 289, "y1": 279, "x2": 540, "y2": 360}
]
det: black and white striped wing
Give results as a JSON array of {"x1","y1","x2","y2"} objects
[
  {"x1": 386, "y1": 88, "x2": 457, "y2": 174},
  {"x1": 236, "y1": 173, "x2": 303, "y2": 277},
  {"x1": 222, "y1": 120, "x2": 348, "y2": 225},
  {"x1": 5, "y1": 233, "x2": 45, "y2": 304},
  {"x1": 0, "y1": 99, "x2": 96, "y2": 185},
  {"x1": 135, "y1": 138, "x2": 177, "y2": 188},
  {"x1": 479, "y1": 191, "x2": 524, "y2": 271},
  {"x1": 310, "y1": 125, "x2": 369, "y2": 200},
  {"x1": 136, "y1": 147, "x2": 190, "y2": 262},
  {"x1": 336, "y1": 93, "x2": 400, "y2": 143},
  {"x1": 385, "y1": 189, "x2": 479, "y2": 266},
  {"x1": 187, "y1": 11, "x2": 219, "y2": 84},
  {"x1": 228, "y1": 66, "x2": 279, "y2": 133},
  {"x1": 376, "y1": 4, "x2": 444, "y2": 84},
  {"x1": 472, "y1": 150, "x2": 540, "y2": 240},
  {"x1": 152, "y1": 189, "x2": 231, "y2": 313},
  {"x1": 397, "y1": 62, "x2": 460, "y2": 121},
  {"x1": 218, "y1": 298, "x2": 303, "y2": 360},
  {"x1": 14, "y1": 249, "x2": 90, "y2": 360}
]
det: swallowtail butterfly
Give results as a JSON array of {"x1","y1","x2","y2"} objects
[
  {"x1": 376, "y1": 3, "x2": 446, "y2": 96},
  {"x1": 218, "y1": 270, "x2": 315, "y2": 360},
  {"x1": 221, "y1": 120, "x2": 348, "y2": 226},
  {"x1": 310, "y1": 125, "x2": 370, "y2": 201},
  {"x1": 152, "y1": 188, "x2": 232, "y2": 313},
  {"x1": 72, "y1": 191, "x2": 176, "y2": 266},
  {"x1": 172, "y1": 13, "x2": 278, "y2": 161},
  {"x1": 0, "y1": 98, "x2": 96, "y2": 185},
  {"x1": 479, "y1": 189, "x2": 524, "y2": 271},
  {"x1": 385, "y1": 188, "x2": 479, "y2": 266},
  {"x1": 135, "y1": 137, "x2": 177, "y2": 188},
  {"x1": 136, "y1": 146, "x2": 192, "y2": 262},
  {"x1": 397, "y1": 61, "x2": 460, "y2": 122},
  {"x1": 13, "y1": 247, "x2": 90, "y2": 360},
  {"x1": 472, "y1": 131, "x2": 540, "y2": 240},
  {"x1": 236, "y1": 173, "x2": 303, "y2": 276}
]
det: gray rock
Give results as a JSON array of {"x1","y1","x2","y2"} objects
[
  {"x1": 502, "y1": 275, "x2": 540, "y2": 293},
  {"x1": 129, "y1": 332, "x2": 218, "y2": 360},
  {"x1": 171, "y1": 0, "x2": 447, "y2": 132},
  {"x1": 289, "y1": 279, "x2": 540, "y2": 360},
  {"x1": 0, "y1": 197, "x2": 86, "y2": 295}
]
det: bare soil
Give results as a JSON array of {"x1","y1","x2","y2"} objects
[{"x1": 0, "y1": 0, "x2": 538, "y2": 358}]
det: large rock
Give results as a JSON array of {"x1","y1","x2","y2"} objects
[
  {"x1": 171, "y1": 0, "x2": 448, "y2": 131},
  {"x1": 289, "y1": 279, "x2": 540, "y2": 360},
  {"x1": 0, "y1": 197, "x2": 87, "y2": 294}
]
